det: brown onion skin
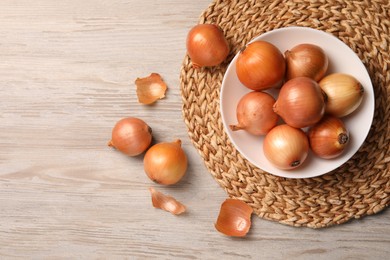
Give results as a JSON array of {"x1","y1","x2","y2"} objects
[
  {"x1": 273, "y1": 77, "x2": 325, "y2": 128},
  {"x1": 144, "y1": 140, "x2": 187, "y2": 185},
  {"x1": 215, "y1": 199, "x2": 253, "y2": 237},
  {"x1": 308, "y1": 115, "x2": 349, "y2": 159},
  {"x1": 149, "y1": 187, "x2": 186, "y2": 215},
  {"x1": 229, "y1": 91, "x2": 278, "y2": 135},
  {"x1": 285, "y1": 43, "x2": 328, "y2": 82},
  {"x1": 186, "y1": 24, "x2": 230, "y2": 69},
  {"x1": 236, "y1": 41, "x2": 286, "y2": 91},
  {"x1": 108, "y1": 117, "x2": 152, "y2": 156},
  {"x1": 263, "y1": 124, "x2": 309, "y2": 170}
]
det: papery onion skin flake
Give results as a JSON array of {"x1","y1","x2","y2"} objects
[
  {"x1": 149, "y1": 187, "x2": 186, "y2": 215},
  {"x1": 135, "y1": 73, "x2": 168, "y2": 105},
  {"x1": 215, "y1": 199, "x2": 253, "y2": 237}
]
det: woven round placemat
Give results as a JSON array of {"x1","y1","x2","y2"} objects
[{"x1": 180, "y1": 0, "x2": 389, "y2": 228}]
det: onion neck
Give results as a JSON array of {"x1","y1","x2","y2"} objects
[
  {"x1": 173, "y1": 139, "x2": 182, "y2": 147},
  {"x1": 229, "y1": 124, "x2": 244, "y2": 131},
  {"x1": 284, "y1": 50, "x2": 291, "y2": 58}
]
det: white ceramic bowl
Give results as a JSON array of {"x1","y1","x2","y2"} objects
[{"x1": 220, "y1": 27, "x2": 375, "y2": 179}]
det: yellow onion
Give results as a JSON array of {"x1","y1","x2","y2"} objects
[
  {"x1": 143, "y1": 139, "x2": 187, "y2": 185},
  {"x1": 263, "y1": 124, "x2": 309, "y2": 170},
  {"x1": 229, "y1": 91, "x2": 278, "y2": 135},
  {"x1": 186, "y1": 24, "x2": 230, "y2": 69},
  {"x1": 319, "y1": 73, "x2": 364, "y2": 117},
  {"x1": 308, "y1": 115, "x2": 349, "y2": 159},
  {"x1": 215, "y1": 199, "x2": 253, "y2": 237},
  {"x1": 236, "y1": 41, "x2": 286, "y2": 91},
  {"x1": 273, "y1": 77, "x2": 325, "y2": 128},
  {"x1": 285, "y1": 43, "x2": 328, "y2": 81},
  {"x1": 108, "y1": 117, "x2": 152, "y2": 156}
]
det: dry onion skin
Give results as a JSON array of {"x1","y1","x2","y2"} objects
[
  {"x1": 215, "y1": 199, "x2": 253, "y2": 237},
  {"x1": 108, "y1": 117, "x2": 152, "y2": 156},
  {"x1": 135, "y1": 73, "x2": 168, "y2": 105},
  {"x1": 285, "y1": 43, "x2": 328, "y2": 82},
  {"x1": 308, "y1": 115, "x2": 350, "y2": 159},
  {"x1": 319, "y1": 73, "x2": 364, "y2": 117},
  {"x1": 186, "y1": 23, "x2": 230, "y2": 69},
  {"x1": 236, "y1": 41, "x2": 286, "y2": 91},
  {"x1": 144, "y1": 139, "x2": 188, "y2": 185},
  {"x1": 229, "y1": 91, "x2": 278, "y2": 136},
  {"x1": 149, "y1": 187, "x2": 186, "y2": 215}
]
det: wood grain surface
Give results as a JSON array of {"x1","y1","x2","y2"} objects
[{"x1": 0, "y1": 1, "x2": 389, "y2": 259}]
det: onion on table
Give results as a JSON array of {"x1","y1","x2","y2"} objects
[
  {"x1": 186, "y1": 23, "x2": 230, "y2": 69},
  {"x1": 108, "y1": 117, "x2": 152, "y2": 157},
  {"x1": 144, "y1": 139, "x2": 188, "y2": 185}
]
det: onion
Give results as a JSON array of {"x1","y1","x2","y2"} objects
[
  {"x1": 273, "y1": 77, "x2": 325, "y2": 128},
  {"x1": 285, "y1": 43, "x2": 328, "y2": 81},
  {"x1": 108, "y1": 117, "x2": 152, "y2": 156},
  {"x1": 319, "y1": 73, "x2": 364, "y2": 117},
  {"x1": 236, "y1": 41, "x2": 286, "y2": 91},
  {"x1": 263, "y1": 124, "x2": 309, "y2": 170},
  {"x1": 215, "y1": 199, "x2": 253, "y2": 237},
  {"x1": 186, "y1": 24, "x2": 230, "y2": 69},
  {"x1": 143, "y1": 139, "x2": 187, "y2": 185},
  {"x1": 229, "y1": 91, "x2": 278, "y2": 135},
  {"x1": 308, "y1": 115, "x2": 349, "y2": 159}
]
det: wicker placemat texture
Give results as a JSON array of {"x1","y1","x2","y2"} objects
[{"x1": 180, "y1": 0, "x2": 389, "y2": 228}]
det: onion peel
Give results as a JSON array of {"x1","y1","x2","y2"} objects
[
  {"x1": 135, "y1": 73, "x2": 167, "y2": 104},
  {"x1": 215, "y1": 199, "x2": 253, "y2": 237},
  {"x1": 149, "y1": 187, "x2": 186, "y2": 215}
]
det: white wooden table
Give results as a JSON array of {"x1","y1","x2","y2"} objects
[{"x1": 1, "y1": 1, "x2": 389, "y2": 259}]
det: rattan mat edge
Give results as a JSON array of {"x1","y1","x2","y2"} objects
[{"x1": 180, "y1": 0, "x2": 389, "y2": 228}]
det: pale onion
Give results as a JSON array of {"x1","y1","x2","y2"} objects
[
  {"x1": 149, "y1": 187, "x2": 186, "y2": 215},
  {"x1": 263, "y1": 124, "x2": 309, "y2": 170},
  {"x1": 236, "y1": 41, "x2": 286, "y2": 91},
  {"x1": 285, "y1": 43, "x2": 328, "y2": 81},
  {"x1": 135, "y1": 73, "x2": 167, "y2": 105},
  {"x1": 215, "y1": 199, "x2": 253, "y2": 237},
  {"x1": 319, "y1": 73, "x2": 364, "y2": 117},
  {"x1": 273, "y1": 77, "x2": 325, "y2": 128},
  {"x1": 186, "y1": 24, "x2": 230, "y2": 69},
  {"x1": 229, "y1": 91, "x2": 278, "y2": 136},
  {"x1": 143, "y1": 139, "x2": 187, "y2": 185},
  {"x1": 308, "y1": 115, "x2": 349, "y2": 159},
  {"x1": 108, "y1": 117, "x2": 152, "y2": 156}
]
